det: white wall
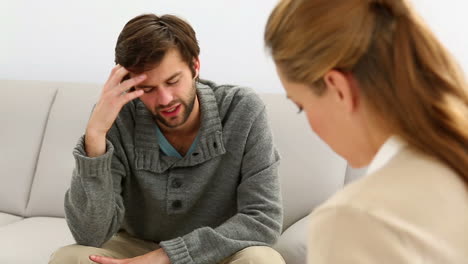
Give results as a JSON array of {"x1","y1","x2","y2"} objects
[{"x1": 1, "y1": 0, "x2": 467, "y2": 93}]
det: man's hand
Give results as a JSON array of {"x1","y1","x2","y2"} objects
[
  {"x1": 89, "y1": 248, "x2": 171, "y2": 264},
  {"x1": 85, "y1": 65, "x2": 146, "y2": 157}
]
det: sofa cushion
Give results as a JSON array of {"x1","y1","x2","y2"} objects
[
  {"x1": 274, "y1": 213, "x2": 311, "y2": 264},
  {"x1": 0, "y1": 212, "x2": 23, "y2": 227},
  {"x1": 260, "y1": 94, "x2": 347, "y2": 229},
  {"x1": 26, "y1": 84, "x2": 100, "y2": 217},
  {"x1": 0, "y1": 80, "x2": 57, "y2": 216},
  {"x1": 0, "y1": 217, "x2": 75, "y2": 263}
]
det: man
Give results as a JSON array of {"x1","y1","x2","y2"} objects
[{"x1": 49, "y1": 13, "x2": 284, "y2": 264}]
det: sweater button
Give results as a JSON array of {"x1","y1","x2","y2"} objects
[
  {"x1": 171, "y1": 179, "x2": 182, "y2": 189},
  {"x1": 172, "y1": 200, "x2": 182, "y2": 209}
]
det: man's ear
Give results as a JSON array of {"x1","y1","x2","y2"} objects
[
  {"x1": 323, "y1": 70, "x2": 359, "y2": 113},
  {"x1": 193, "y1": 57, "x2": 200, "y2": 79}
]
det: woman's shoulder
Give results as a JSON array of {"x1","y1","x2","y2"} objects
[
  {"x1": 308, "y1": 146, "x2": 468, "y2": 263},
  {"x1": 319, "y1": 147, "x2": 464, "y2": 210}
]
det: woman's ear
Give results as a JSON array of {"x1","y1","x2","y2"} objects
[{"x1": 323, "y1": 70, "x2": 359, "y2": 113}]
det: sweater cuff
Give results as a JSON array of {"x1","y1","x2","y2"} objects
[
  {"x1": 73, "y1": 135, "x2": 114, "y2": 177},
  {"x1": 160, "y1": 237, "x2": 194, "y2": 264}
]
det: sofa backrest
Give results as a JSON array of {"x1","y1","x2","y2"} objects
[
  {"x1": 0, "y1": 80, "x2": 57, "y2": 216},
  {"x1": 24, "y1": 83, "x2": 100, "y2": 217},
  {"x1": 0, "y1": 80, "x2": 359, "y2": 230},
  {"x1": 259, "y1": 94, "x2": 347, "y2": 228}
]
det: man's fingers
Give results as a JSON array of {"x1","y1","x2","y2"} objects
[
  {"x1": 110, "y1": 64, "x2": 122, "y2": 78},
  {"x1": 107, "y1": 66, "x2": 130, "y2": 89},
  {"x1": 89, "y1": 255, "x2": 126, "y2": 264},
  {"x1": 104, "y1": 65, "x2": 122, "y2": 88},
  {"x1": 120, "y1": 89, "x2": 145, "y2": 104},
  {"x1": 116, "y1": 74, "x2": 147, "y2": 94}
]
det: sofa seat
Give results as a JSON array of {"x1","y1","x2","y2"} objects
[
  {"x1": 0, "y1": 217, "x2": 74, "y2": 263},
  {"x1": 0, "y1": 212, "x2": 23, "y2": 227}
]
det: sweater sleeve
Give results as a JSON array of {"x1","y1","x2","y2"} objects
[
  {"x1": 159, "y1": 107, "x2": 283, "y2": 264},
  {"x1": 64, "y1": 134, "x2": 126, "y2": 247}
]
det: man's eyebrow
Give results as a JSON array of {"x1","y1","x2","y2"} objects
[
  {"x1": 166, "y1": 71, "x2": 182, "y2": 82},
  {"x1": 135, "y1": 71, "x2": 182, "y2": 88},
  {"x1": 137, "y1": 85, "x2": 156, "y2": 89}
]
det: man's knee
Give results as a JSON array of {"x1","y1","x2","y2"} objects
[
  {"x1": 49, "y1": 244, "x2": 105, "y2": 264},
  {"x1": 226, "y1": 246, "x2": 285, "y2": 264}
]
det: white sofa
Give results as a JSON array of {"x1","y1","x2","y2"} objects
[{"x1": 0, "y1": 80, "x2": 366, "y2": 264}]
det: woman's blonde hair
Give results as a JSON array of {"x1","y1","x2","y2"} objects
[{"x1": 265, "y1": 0, "x2": 468, "y2": 181}]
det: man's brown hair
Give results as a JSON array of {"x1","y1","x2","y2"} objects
[{"x1": 115, "y1": 14, "x2": 200, "y2": 77}]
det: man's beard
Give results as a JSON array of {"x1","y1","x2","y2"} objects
[{"x1": 152, "y1": 82, "x2": 197, "y2": 129}]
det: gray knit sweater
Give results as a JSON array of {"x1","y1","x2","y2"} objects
[{"x1": 65, "y1": 80, "x2": 283, "y2": 264}]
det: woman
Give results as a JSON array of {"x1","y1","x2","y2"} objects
[{"x1": 265, "y1": 0, "x2": 468, "y2": 263}]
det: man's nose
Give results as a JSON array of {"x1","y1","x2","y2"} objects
[{"x1": 156, "y1": 87, "x2": 174, "y2": 107}]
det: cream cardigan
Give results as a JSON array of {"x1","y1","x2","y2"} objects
[{"x1": 308, "y1": 145, "x2": 468, "y2": 263}]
